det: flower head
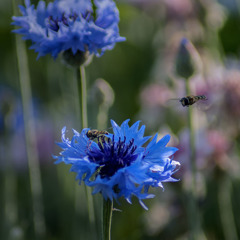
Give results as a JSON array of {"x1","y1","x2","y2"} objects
[
  {"x1": 12, "y1": 0, "x2": 125, "y2": 59},
  {"x1": 54, "y1": 119, "x2": 180, "y2": 209}
]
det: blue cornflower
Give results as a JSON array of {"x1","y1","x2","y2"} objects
[
  {"x1": 12, "y1": 0, "x2": 125, "y2": 59},
  {"x1": 54, "y1": 119, "x2": 180, "y2": 209}
]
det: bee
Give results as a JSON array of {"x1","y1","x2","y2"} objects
[
  {"x1": 86, "y1": 129, "x2": 109, "y2": 150},
  {"x1": 179, "y1": 95, "x2": 207, "y2": 107},
  {"x1": 86, "y1": 129, "x2": 109, "y2": 140},
  {"x1": 168, "y1": 95, "x2": 208, "y2": 108}
]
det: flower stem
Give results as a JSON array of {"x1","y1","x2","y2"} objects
[
  {"x1": 13, "y1": 2, "x2": 46, "y2": 238},
  {"x1": 185, "y1": 80, "x2": 197, "y2": 190},
  {"x1": 218, "y1": 175, "x2": 238, "y2": 240},
  {"x1": 75, "y1": 66, "x2": 95, "y2": 230},
  {"x1": 79, "y1": 66, "x2": 88, "y2": 128},
  {"x1": 3, "y1": 130, "x2": 18, "y2": 233},
  {"x1": 185, "y1": 78, "x2": 200, "y2": 240},
  {"x1": 91, "y1": 0, "x2": 97, "y2": 20},
  {"x1": 102, "y1": 199, "x2": 113, "y2": 240}
]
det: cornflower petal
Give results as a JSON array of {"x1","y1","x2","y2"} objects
[
  {"x1": 12, "y1": 0, "x2": 125, "y2": 59},
  {"x1": 54, "y1": 120, "x2": 180, "y2": 209}
]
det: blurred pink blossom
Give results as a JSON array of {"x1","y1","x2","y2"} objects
[
  {"x1": 163, "y1": 0, "x2": 193, "y2": 19},
  {"x1": 223, "y1": 70, "x2": 240, "y2": 117},
  {"x1": 207, "y1": 130, "x2": 230, "y2": 156},
  {"x1": 140, "y1": 83, "x2": 173, "y2": 108},
  {"x1": 175, "y1": 127, "x2": 233, "y2": 175},
  {"x1": 175, "y1": 128, "x2": 213, "y2": 173}
]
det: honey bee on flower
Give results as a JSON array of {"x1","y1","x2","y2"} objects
[{"x1": 86, "y1": 129, "x2": 109, "y2": 140}]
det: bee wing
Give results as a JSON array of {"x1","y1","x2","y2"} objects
[
  {"x1": 167, "y1": 98, "x2": 181, "y2": 101},
  {"x1": 194, "y1": 98, "x2": 211, "y2": 111},
  {"x1": 165, "y1": 98, "x2": 181, "y2": 107},
  {"x1": 165, "y1": 98, "x2": 190, "y2": 109}
]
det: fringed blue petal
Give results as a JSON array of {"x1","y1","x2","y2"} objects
[
  {"x1": 12, "y1": 0, "x2": 125, "y2": 59},
  {"x1": 54, "y1": 120, "x2": 180, "y2": 210}
]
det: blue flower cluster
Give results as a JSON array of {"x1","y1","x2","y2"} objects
[
  {"x1": 55, "y1": 119, "x2": 180, "y2": 209},
  {"x1": 12, "y1": 0, "x2": 125, "y2": 59}
]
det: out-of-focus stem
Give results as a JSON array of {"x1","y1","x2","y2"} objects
[
  {"x1": 218, "y1": 176, "x2": 238, "y2": 240},
  {"x1": 102, "y1": 199, "x2": 113, "y2": 240},
  {"x1": 3, "y1": 132, "x2": 18, "y2": 235},
  {"x1": 75, "y1": 66, "x2": 95, "y2": 231},
  {"x1": 13, "y1": 4, "x2": 46, "y2": 239},
  {"x1": 185, "y1": 80, "x2": 197, "y2": 192},
  {"x1": 97, "y1": 105, "x2": 108, "y2": 130},
  {"x1": 95, "y1": 78, "x2": 115, "y2": 130},
  {"x1": 185, "y1": 78, "x2": 199, "y2": 240},
  {"x1": 4, "y1": 167, "x2": 17, "y2": 227}
]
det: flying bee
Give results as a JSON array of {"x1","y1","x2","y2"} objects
[
  {"x1": 179, "y1": 95, "x2": 207, "y2": 107},
  {"x1": 86, "y1": 129, "x2": 109, "y2": 140},
  {"x1": 168, "y1": 95, "x2": 208, "y2": 108}
]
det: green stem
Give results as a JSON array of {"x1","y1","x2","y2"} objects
[
  {"x1": 4, "y1": 131, "x2": 18, "y2": 232},
  {"x1": 97, "y1": 105, "x2": 109, "y2": 130},
  {"x1": 218, "y1": 176, "x2": 238, "y2": 240},
  {"x1": 185, "y1": 81, "x2": 197, "y2": 191},
  {"x1": 13, "y1": 2, "x2": 46, "y2": 238},
  {"x1": 75, "y1": 66, "x2": 95, "y2": 230},
  {"x1": 91, "y1": 0, "x2": 97, "y2": 20},
  {"x1": 80, "y1": 66, "x2": 88, "y2": 128},
  {"x1": 73, "y1": 71, "x2": 81, "y2": 126},
  {"x1": 185, "y1": 78, "x2": 199, "y2": 240},
  {"x1": 102, "y1": 199, "x2": 113, "y2": 240}
]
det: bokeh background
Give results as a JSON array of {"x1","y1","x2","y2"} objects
[{"x1": 1, "y1": 0, "x2": 240, "y2": 239}]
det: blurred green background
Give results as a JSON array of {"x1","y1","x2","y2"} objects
[{"x1": 1, "y1": 0, "x2": 240, "y2": 239}]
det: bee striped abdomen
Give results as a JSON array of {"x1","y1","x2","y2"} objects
[
  {"x1": 86, "y1": 129, "x2": 109, "y2": 140},
  {"x1": 179, "y1": 95, "x2": 207, "y2": 107},
  {"x1": 197, "y1": 95, "x2": 207, "y2": 100}
]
